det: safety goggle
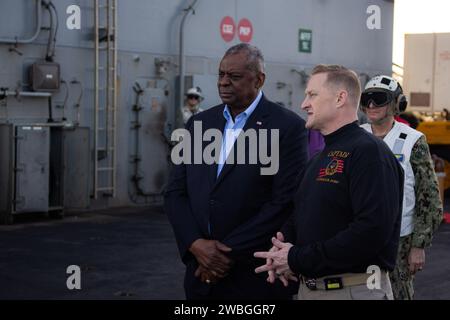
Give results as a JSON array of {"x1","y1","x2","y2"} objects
[
  {"x1": 360, "y1": 91, "x2": 394, "y2": 108},
  {"x1": 187, "y1": 95, "x2": 200, "y2": 100}
]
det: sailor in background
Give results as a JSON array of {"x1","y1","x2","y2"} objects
[{"x1": 360, "y1": 75, "x2": 443, "y2": 300}]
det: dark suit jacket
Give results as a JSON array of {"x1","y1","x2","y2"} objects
[{"x1": 164, "y1": 95, "x2": 308, "y2": 299}]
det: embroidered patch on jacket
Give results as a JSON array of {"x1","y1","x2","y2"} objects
[
  {"x1": 316, "y1": 150, "x2": 349, "y2": 184},
  {"x1": 319, "y1": 158, "x2": 344, "y2": 178}
]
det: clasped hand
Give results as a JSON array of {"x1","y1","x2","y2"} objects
[
  {"x1": 189, "y1": 239, "x2": 233, "y2": 284},
  {"x1": 253, "y1": 232, "x2": 298, "y2": 287}
]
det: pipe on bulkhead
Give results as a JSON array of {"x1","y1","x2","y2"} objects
[{"x1": 177, "y1": 0, "x2": 198, "y2": 128}]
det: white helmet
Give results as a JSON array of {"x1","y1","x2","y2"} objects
[
  {"x1": 361, "y1": 75, "x2": 407, "y2": 113},
  {"x1": 364, "y1": 75, "x2": 399, "y2": 92},
  {"x1": 186, "y1": 87, "x2": 204, "y2": 100}
]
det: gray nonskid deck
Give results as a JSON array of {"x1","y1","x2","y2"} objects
[{"x1": 0, "y1": 205, "x2": 449, "y2": 300}]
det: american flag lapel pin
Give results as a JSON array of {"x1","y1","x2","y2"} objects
[{"x1": 256, "y1": 121, "x2": 262, "y2": 126}]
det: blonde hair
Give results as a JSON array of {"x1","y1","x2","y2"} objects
[{"x1": 311, "y1": 64, "x2": 361, "y2": 107}]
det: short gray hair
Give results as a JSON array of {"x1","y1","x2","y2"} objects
[{"x1": 224, "y1": 43, "x2": 265, "y2": 74}]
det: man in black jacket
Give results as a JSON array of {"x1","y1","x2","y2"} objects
[
  {"x1": 255, "y1": 65, "x2": 404, "y2": 300},
  {"x1": 164, "y1": 43, "x2": 308, "y2": 299}
]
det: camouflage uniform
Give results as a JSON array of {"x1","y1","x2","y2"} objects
[{"x1": 389, "y1": 135, "x2": 443, "y2": 300}]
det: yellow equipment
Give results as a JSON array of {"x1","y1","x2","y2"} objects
[{"x1": 416, "y1": 121, "x2": 450, "y2": 145}]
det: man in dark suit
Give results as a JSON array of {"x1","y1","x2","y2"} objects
[{"x1": 164, "y1": 43, "x2": 308, "y2": 299}]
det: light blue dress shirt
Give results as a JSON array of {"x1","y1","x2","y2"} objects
[{"x1": 216, "y1": 91, "x2": 262, "y2": 177}]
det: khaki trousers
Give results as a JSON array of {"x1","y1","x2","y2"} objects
[{"x1": 296, "y1": 271, "x2": 394, "y2": 300}]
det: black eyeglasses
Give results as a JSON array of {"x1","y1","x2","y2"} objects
[
  {"x1": 360, "y1": 91, "x2": 394, "y2": 108},
  {"x1": 187, "y1": 95, "x2": 200, "y2": 100}
]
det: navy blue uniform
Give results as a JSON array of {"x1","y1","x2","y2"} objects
[{"x1": 283, "y1": 122, "x2": 404, "y2": 278}]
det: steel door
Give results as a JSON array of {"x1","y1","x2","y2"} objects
[{"x1": 15, "y1": 126, "x2": 50, "y2": 213}]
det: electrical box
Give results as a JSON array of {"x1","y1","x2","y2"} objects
[
  {"x1": 15, "y1": 125, "x2": 50, "y2": 213},
  {"x1": 0, "y1": 124, "x2": 54, "y2": 223},
  {"x1": 0, "y1": 124, "x2": 90, "y2": 224},
  {"x1": 29, "y1": 61, "x2": 60, "y2": 92},
  {"x1": 63, "y1": 127, "x2": 91, "y2": 209}
]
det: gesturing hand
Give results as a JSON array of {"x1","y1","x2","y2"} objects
[
  {"x1": 254, "y1": 236, "x2": 296, "y2": 286},
  {"x1": 266, "y1": 232, "x2": 284, "y2": 284}
]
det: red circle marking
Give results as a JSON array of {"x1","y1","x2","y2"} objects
[
  {"x1": 220, "y1": 16, "x2": 235, "y2": 42},
  {"x1": 237, "y1": 18, "x2": 253, "y2": 43}
]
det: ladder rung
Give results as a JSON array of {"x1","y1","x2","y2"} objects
[
  {"x1": 89, "y1": 88, "x2": 116, "y2": 92},
  {"x1": 97, "y1": 147, "x2": 115, "y2": 151},
  {"x1": 96, "y1": 187, "x2": 114, "y2": 191},
  {"x1": 97, "y1": 167, "x2": 114, "y2": 171},
  {"x1": 98, "y1": 5, "x2": 116, "y2": 10}
]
